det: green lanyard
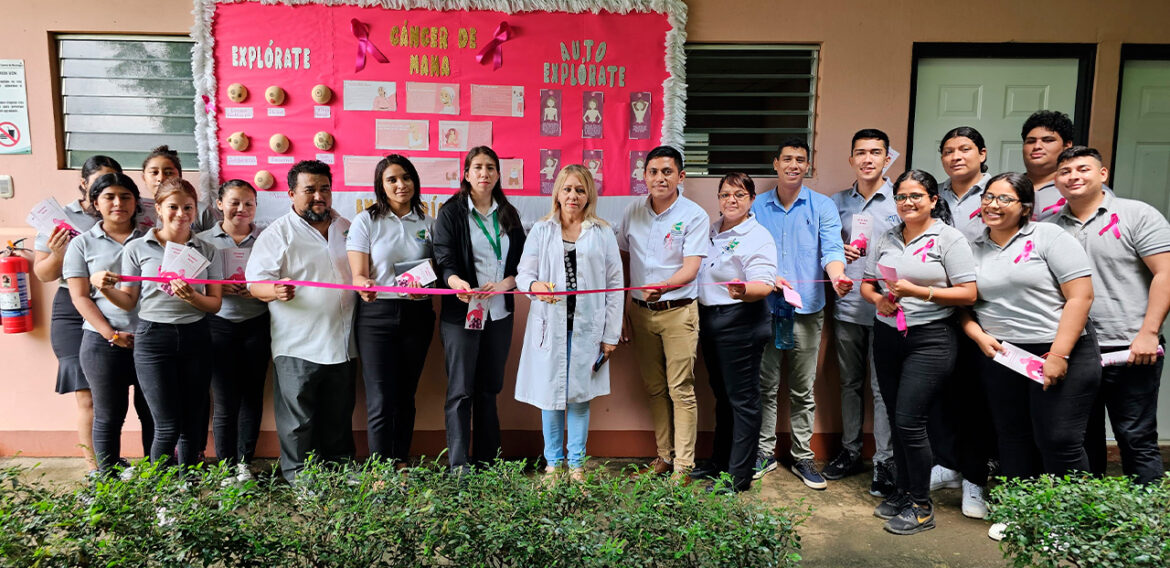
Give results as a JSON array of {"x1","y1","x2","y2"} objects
[{"x1": 472, "y1": 209, "x2": 502, "y2": 261}]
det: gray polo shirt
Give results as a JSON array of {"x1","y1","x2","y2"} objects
[
  {"x1": 971, "y1": 222, "x2": 1093, "y2": 344},
  {"x1": 121, "y1": 229, "x2": 222, "y2": 324},
  {"x1": 940, "y1": 173, "x2": 992, "y2": 242},
  {"x1": 197, "y1": 223, "x2": 267, "y2": 323},
  {"x1": 346, "y1": 208, "x2": 435, "y2": 300},
  {"x1": 864, "y1": 220, "x2": 977, "y2": 328},
  {"x1": 1048, "y1": 192, "x2": 1170, "y2": 347},
  {"x1": 138, "y1": 197, "x2": 219, "y2": 234},
  {"x1": 61, "y1": 223, "x2": 146, "y2": 333},
  {"x1": 34, "y1": 200, "x2": 98, "y2": 289},
  {"x1": 831, "y1": 179, "x2": 900, "y2": 325}
]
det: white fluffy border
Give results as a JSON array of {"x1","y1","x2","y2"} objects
[{"x1": 190, "y1": 0, "x2": 687, "y2": 203}]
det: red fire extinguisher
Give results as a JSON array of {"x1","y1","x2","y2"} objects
[{"x1": 1, "y1": 239, "x2": 34, "y2": 334}]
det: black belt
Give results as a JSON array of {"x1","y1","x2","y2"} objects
[{"x1": 633, "y1": 297, "x2": 694, "y2": 311}]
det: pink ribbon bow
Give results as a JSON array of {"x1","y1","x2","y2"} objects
[
  {"x1": 1014, "y1": 240, "x2": 1034, "y2": 264},
  {"x1": 157, "y1": 270, "x2": 186, "y2": 296},
  {"x1": 201, "y1": 95, "x2": 214, "y2": 115},
  {"x1": 476, "y1": 22, "x2": 515, "y2": 70},
  {"x1": 1042, "y1": 198, "x2": 1067, "y2": 215},
  {"x1": 887, "y1": 292, "x2": 908, "y2": 336},
  {"x1": 969, "y1": 208, "x2": 981, "y2": 220},
  {"x1": 352, "y1": 19, "x2": 389, "y2": 72},
  {"x1": 1098, "y1": 213, "x2": 1121, "y2": 239},
  {"x1": 913, "y1": 238, "x2": 935, "y2": 262}
]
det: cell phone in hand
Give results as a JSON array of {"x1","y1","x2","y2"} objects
[{"x1": 592, "y1": 351, "x2": 609, "y2": 373}]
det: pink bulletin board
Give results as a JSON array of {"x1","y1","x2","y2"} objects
[{"x1": 192, "y1": 0, "x2": 688, "y2": 225}]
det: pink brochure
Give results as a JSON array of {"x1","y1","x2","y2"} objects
[
  {"x1": 877, "y1": 263, "x2": 898, "y2": 283},
  {"x1": 782, "y1": 286, "x2": 803, "y2": 309},
  {"x1": 992, "y1": 342, "x2": 1046, "y2": 384},
  {"x1": 26, "y1": 198, "x2": 77, "y2": 236}
]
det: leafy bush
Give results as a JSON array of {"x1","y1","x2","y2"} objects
[
  {"x1": 988, "y1": 474, "x2": 1170, "y2": 568},
  {"x1": 0, "y1": 459, "x2": 806, "y2": 567}
]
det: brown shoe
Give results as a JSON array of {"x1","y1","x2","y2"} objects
[
  {"x1": 634, "y1": 457, "x2": 673, "y2": 477},
  {"x1": 569, "y1": 468, "x2": 586, "y2": 483}
]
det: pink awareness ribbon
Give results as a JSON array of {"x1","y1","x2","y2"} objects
[
  {"x1": 887, "y1": 292, "x2": 908, "y2": 336},
  {"x1": 1014, "y1": 240, "x2": 1034, "y2": 264},
  {"x1": 201, "y1": 95, "x2": 214, "y2": 115},
  {"x1": 1098, "y1": 213, "x2": 1121, "y2": 239},
  {"x1": 969, "y1": 208, "x2": 981, "y2": 220},
  {"x1": 912, "y1": 238, "x2": 935, "y2": 262},
  {"x1": 1042, "y1": 198, "x2": 1067, "y2": 215},
  {"x1": 476, "y1": 22, "x2": 514, "y2": 70},
  {"x1": 351, "y1": 19, "x2": 389, "y2": 72}
]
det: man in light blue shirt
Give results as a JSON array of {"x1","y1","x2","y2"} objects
[{"x1": 750, "y1": 138, "x2": 851, "y2": 489}]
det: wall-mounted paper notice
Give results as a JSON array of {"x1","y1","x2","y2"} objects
[
  {"x1": 412, "y1": 157, "x2": 462, "y2": 189},
  {"x1": 629, "y1": 92, "x2": 651, "y2": 140},
  {"x1": 342, "y1": 155, "x2": 384, "y2": 187},
  {"x1": 470, "y1": 85, "x2": 524, "y2": 117},
  {"x1": 344, "y1": 80, "x2": 397, "y2": 111},
  {"x1": 406, "y1": 82, "x2": 459, "y2": 115},
  {"x1": 438, "y1": 121, "x2": 492, "y2": 152},
  {"x1": 584, "y1": 149, "x2": 604, "y2": 194},
  {"x1": 539, "y1": 149, "x2": 561, "y2": 195},
  {"x1": 582, "y1": 91, "x2": 604, "y2": 139},
  {"x1": 630, "y1": 151, "x2": 648, "y2": 195},
  {"x1": 375, "y1": 119, "x2": 429, "y2": 151},
  {"x1": 500, "y1": 158, "x2": 524, "y2": 190},
  {"x1": 539, "y1": 89, "x2": 562, "y2": 137},
  {"x1": 993, "y1": 342, "x2": 1046, "y2": 384}
]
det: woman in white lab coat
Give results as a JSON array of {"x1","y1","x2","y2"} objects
[{"x1": 515, "y1": 164, "x2": 623, "y2": 481}]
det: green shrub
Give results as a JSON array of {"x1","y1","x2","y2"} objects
[
  {"x1": 0, "y1": 459, "x2": 806, "y2": 567},
  {"x1": 988, "y1": 474, "x2": 1170, "y2": 568}
]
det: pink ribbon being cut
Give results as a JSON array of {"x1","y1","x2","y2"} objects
[
  {"x1": 1014, "y1": 240, "x2": 1034, "y2": 264},
  {"x1": 886, "y1": 292, "x2": 908, "y2": 336},
  {"x1": 1042, "y1": 198, "x2": 1066, "y2": 215},
  {"x1": 1098, "y1": 213, "x2": 1121, "y2": 239},
  {"x1": 912, "y1": 238, "x2": 935, "y2": 262},
  {"x1": 476, "y1": 22, "x2": 515, "y2": 70},
  {"x1": 351, "y1": 18, "x2": 389, "y2": 72}
]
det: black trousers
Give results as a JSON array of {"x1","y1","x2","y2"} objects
[
  {"x1": 874, "y1": 320, "x2": 957, "y2": 505},
  {"x1": 981, "y1": 333, "x2": 1100, "y2": 479},
  {"x1": 930, "y1": 336, "x2": 994, "y2": 485},
  {"x1": 209, "y1": 314, "x2": 271, "y2": 465},
  {"x1": 78, "y1": 330, "x2": 149, "y2": 472},
  {"x1": 272, "y1": 356, "x2": 357, "y2": 482},
  {"x1": 134, "y1": 319, "x2": 212, "y2": 466},
  {"x1": 1086, "y1": 339, "x2": 1166, "y2": 484},
  {"x1": 355, "y1": 299, "x2": 435, "y2": 462},
  {"x1": 699, "y1": 302, "x2": 769, "y2": 487},
  {"x1": 440, "y1": 315, "x2": 512, "y2": 469}
]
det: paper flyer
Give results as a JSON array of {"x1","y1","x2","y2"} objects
[
  {"x1": 405, "y1": 82, "x2": 459, "y2": 115},
  {"x1": 583, "y1": 149, "x2": 604, "y2": 194},
  {"x1": 470, "y1": 84, "x2": 524, "y2": 117},
  {"x1": 539, "y1": 149, "x2": 561, "y2": 195},
  {"x1": 160, "y1": 241, "x2": 211, "y2": 295},
  {"x1": 464, "y1": 298, "x2": 487, "y2": 330},
  {"x1": 0, "y1": 60, "x2": 31, "y2": 154},
  {"x1": 438, "y1": 121, "x2": 492, "y2": 152},
  {"x1": 223, "y1": 248, "x2": 250, "y2": 281},
  {"x1": 1101, "y1": 346, "x2": 1165, "y2": 366},
  {"x1": 582, "y1": 91, "x2": 604, "y2": 139},
  {"x1": 394, "y1": 259, "x2": 437, "y2": 288},
  {"x1": 25, "y1": 197, "x2": 77, "y2": 236},
  {"x1": 343, "y1": 80, "x2": 397, "y2": 111},
  {"x1": 850, "y1": 214, "x2": 873, "y2": 257},
  {"x1": 993, "y1": 342, "x2": 1047, "y2": 384},
  {"x1": 539, "y1": 89, "x2": 562, "y2": 137},
  {"x1": 374, "y1": 119, "x2": 429, "y2": 151},
  {"x1": 412, "y1": 157, "x2": 462, "y2": 189},
  {"x1": 629, "y1": 92, "x2": 651, "y2": 140},
  {"x1": 877, "y1": 263, "x2": 898, "y2": 283},
  {"x1": 630, "y1": 150, "x2": 648, "y2": 195},
  {"x1": 500, "y1": 158, "x2": 524, "y2": 190},
  {"x1": 782, "y1": 286, "x2": 803, "y2": 309}
]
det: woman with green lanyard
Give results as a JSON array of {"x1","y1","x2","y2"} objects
[{"x1": 433, "y1": 146, "x2": 526, "y2": 473}]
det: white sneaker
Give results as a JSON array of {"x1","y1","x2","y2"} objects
[
  {"x1": 961, "y1": 479, "x2": 988, "y2": 519},
  {"x1": 988, "y1": 522, "x2": 1007, "y2": 541},
  {"x1": 928, "y1": 465, "x2": 961, "y2": 491},
  {"x1": 236, "y1": 463, "x2": 254, "y2": 483}
]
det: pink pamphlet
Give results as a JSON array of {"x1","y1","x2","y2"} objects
[
  {"x1": 782, "y1": 286, "x2": 803, "y2": 309},
  {"x1": 223, "y1": 249, "x2": 250, "y2": 281},
  {"x1": 850, "y1": 214, "x2": 872, "y2": 257},
  {"x1": 993, "y1": 342, "x2": 1047, "y2": 384},
  {"x1": 26, "y1": 198, "x2": 78, "y2": 237}
]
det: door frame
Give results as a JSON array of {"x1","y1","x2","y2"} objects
[
  {"x1": 906, "y1": 43, "x2": 1097, "y2": 170},
  {"x1": 1109, "y1": 44, "x2": 1170, "y2": 174}
]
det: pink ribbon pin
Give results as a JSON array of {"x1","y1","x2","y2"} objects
[
  {"x1": 1098, "y1": 213, "x2": 1121, "y2": 239},
  {"x1": 352, "y1": 19, "x2": 389, "y2": 72},
  {"x1": 912, "y1": 238, "x2": 935, "y2": 262},
  {"x1": 1014, "y1": 240, "x2": 1034, "y2": 264},
  {"x1": 201, "y1": 95, "x2": 214, "y2": 115},
  {"x1": 1042, "y1": 198, "x2": 1067, "y2": 215},
  {"x1": 476, "y1": 22, "x2": 515, "y2": 70},
  {"x1": 969, "y1": 208, "x2": 981, "y2": 220}
]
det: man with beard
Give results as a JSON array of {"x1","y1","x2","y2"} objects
[{"x1": 246, "y1": 160, "x2": 357, "y2": 483}]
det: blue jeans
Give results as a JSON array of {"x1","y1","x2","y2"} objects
[{"x1": 541, "y1": 330, "x2": 591, "y2": 468}]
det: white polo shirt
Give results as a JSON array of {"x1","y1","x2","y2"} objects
[
  {"x1": 940, "y1": 173, "x2": 992, "y2": 242},
  {"x1": 246, "y1": 209, "x2": 356, "y2": 365},
  {"x1": 617, "y1": 191, "x2": 709, "y2": 301},
  {"x1": 346, "y1": 208, "x2": 435, "y2": 301},
  {"x1": 698, "y1": 215, "x2": 777, "y2": 306},
  {"x1": 864, "y1": 220, "x2": 977, "y2": 328}
]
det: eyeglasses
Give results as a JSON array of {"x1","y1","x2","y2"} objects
[
  {"x1": 980, "y1": 193, "x2": 1021, "y2": 205},
  {"x1": 718, "y1": 191, "x2": 751, "y2": 201},
  {"x1": 892, "y1": 193, "x2": 927, "y2": 203}
]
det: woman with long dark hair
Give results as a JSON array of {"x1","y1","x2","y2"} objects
[
  {"x1": 432, "y1": 146, "x2": 526, "y2": 472},
  {"x1": 860, "y1": 169, "x2": 978, "y2": 535},
  {"x1": 347, "y1": 154, "x2": 436, "y2": 465}
]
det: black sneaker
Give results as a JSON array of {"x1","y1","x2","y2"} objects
[
  {"x1": 688, "y1": 460, "x2": 725, "y2": 481},
  {"x1": 869, "y1": 459, "x2": 897, "y2": 498},
  {"x1": 821, "y1": 450, "x2": 862, "y2": 480},
  {"x1": 873, "y1": 490, "x2": 911, "y2": 520},
  {"x1": 790, "y1": 459, "x2": 827, "y2": 490},
  {"x1": 884, "y1": 502, "x2": 935, "y2": 535}
]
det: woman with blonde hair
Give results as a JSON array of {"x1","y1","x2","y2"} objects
[{"x1": 515, "y1": 164, "x2": 624, "y2": 481}]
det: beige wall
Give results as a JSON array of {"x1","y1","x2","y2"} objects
[{"x1": 2, "y1": 0, "x2": 1166, "y2": 458}]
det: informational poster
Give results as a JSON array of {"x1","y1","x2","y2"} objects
[
  {"x1": 193, "y1": 0, "x2": 687, "y2": 224},
  {"x1": 0, "y1": 60, "x2": 31, "y2": 155}
]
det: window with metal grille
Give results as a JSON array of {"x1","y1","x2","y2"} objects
[
  {"x1": 683, "y1": 45, "x2": 818, "y2": 176},
  {"x1": 57, "y1": 35, "x2": 196, "y2": 170}
]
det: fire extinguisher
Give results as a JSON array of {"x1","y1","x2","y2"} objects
[{"x1": 1, "y1": 239, "x2": 34, "y2": 334}]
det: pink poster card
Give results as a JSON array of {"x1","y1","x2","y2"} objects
[
  {"x1": 582, "y1": 91, "x2": 604, "y2": 139},
  {"x1": 629, "y1": 92, "x2": 651, "y2": 140},
  {"x1": 343, "y1": 155, "x2": 384, "y2": 187},
  {"x1": 413, "y1": 157, "x2": 462, "y2": 189},
  {"x1": 539, "y1": 149, "x2": 561, "y2": 195},
  {"x1": 539, "y1": 89, "x2": 562, "y2": 137},
  {"x1": 500, "y1": 158, "x2": 524, "y2": 190},
  {"x1": 438, "y1": 120, "x2": 492, "y2": 152},
  {"x1": 630, "y1": 150, "x2": 648, "y2": 195},
  {"x1": 344, "y1": 80, "x2": 397, "y2": 111},
  {"x1": 406, "y1": 82, "x2": 459, "y2": 115},
  {"x1": 375, "y1": 119, "x2": 429, "y2": 151},
  {"x1": 583, "y1": 149, "x2": 604, "y2": 194},
  {"x1": 471, "y1": 84, "x2": 524, "y2": 117}
]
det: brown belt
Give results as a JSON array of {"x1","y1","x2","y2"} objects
[{"x1": 632, "y1": 297, "x2": 695, "y2": 311}]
